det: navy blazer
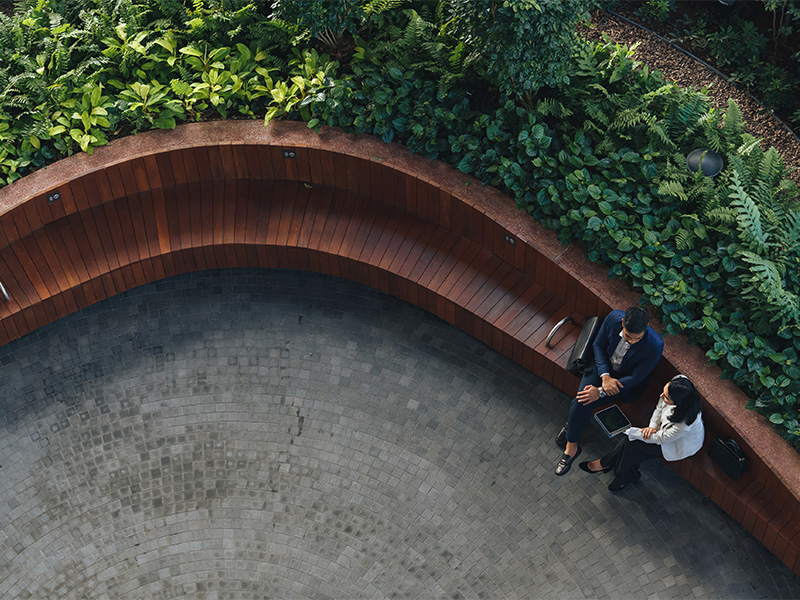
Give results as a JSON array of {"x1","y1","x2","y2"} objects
[{"x1": 593, "y1": 310, "x2": 663, "y2": 390}]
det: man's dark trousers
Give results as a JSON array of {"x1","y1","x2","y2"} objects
[{"x1": 565, "y1": 361, "x2": 649, "y2": 443}]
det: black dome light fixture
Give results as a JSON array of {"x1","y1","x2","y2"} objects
[{"x1": 687, "y1": 148, "x2": 724, "y2": 177}]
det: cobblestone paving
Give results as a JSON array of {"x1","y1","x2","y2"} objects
[{"x1": 1, "y1": 269, "x2": 798, "y2": 599}]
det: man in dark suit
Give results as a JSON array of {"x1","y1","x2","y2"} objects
[{"x1": 554, "y1": 306, "x2": 663, "y2": 476}]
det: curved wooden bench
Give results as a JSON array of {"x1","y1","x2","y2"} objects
[{"x1": 1, "y1": 121, "x2": 799, "y2": 575}]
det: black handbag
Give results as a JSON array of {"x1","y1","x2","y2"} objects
[
  {"x1": 708, "y1": 437, "x2": 749, "y2": 481},
  {"x1": 566, "y1": 316, "x2": 601, "y2": 377}
]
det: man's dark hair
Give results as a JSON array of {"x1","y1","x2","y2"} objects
[{"x1": 623, "y1": 306, "x2": 649, "y2": 334}]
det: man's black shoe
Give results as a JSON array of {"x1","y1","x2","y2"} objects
[
  {"x1": 554, "y1": 446, "x2": 581, "y2": 476},
  {"x1": 555, "y1": 424, "x2": 568, "y2": 447}
]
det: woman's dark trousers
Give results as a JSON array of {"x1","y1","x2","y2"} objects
[{"x1": 600, "y1": 438, "x2": 663, "y2": 487}]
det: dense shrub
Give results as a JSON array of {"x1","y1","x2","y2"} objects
[{"x1": 1, "y1": 0, "x2": 799, "y2": 447}]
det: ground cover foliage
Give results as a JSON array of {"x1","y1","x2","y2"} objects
[{"x1": 1, "y1": 0, "x2": 799, "y2": 448}]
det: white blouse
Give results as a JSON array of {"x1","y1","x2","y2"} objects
[{"x1": 626, "y1": 397, "x2": 705, "y2": 461}]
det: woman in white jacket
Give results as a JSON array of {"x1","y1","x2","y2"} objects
[{"x1": 579, "y1": 375, "x2": 704, "y2": 491}]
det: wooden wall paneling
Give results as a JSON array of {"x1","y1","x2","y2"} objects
[
  {"x1": 4, "y1": 242, "x2": 45, "y2": 306},
  {"x1": 294, "y1": 146, "x2": 312, "y2": 183},
  {"x1": 252, "y1": 181, "x2": 276, "y2": 246},
  {"x1": 346, "y1": 200, "x2": 384, "y2": 264},
  {"x1": 523, "y1": 244, "x2": 542, "y2": 285},
  {"x1": 167, "y1": 150, "x2": 189, "y2": 188},
  {"x1": 170, "y1": 184, "x2": 191, "y2": 255},
  {"x1": 37, "y1": 187, "x2": 66, "y2": 227},
  {"x1": 66, "y1": 178, "x2": 91, "y2": 213},
  {"x1": 100, "y1": 198, "x2": 135, "y2": 283},
  {"x1": 461, "y1": 203, "x2": 483, "y2": 247},
  {"x1": 195, "y1": 177, "x2": 213, "y2": 249},
  {"x1": 259, "y1": 180, "x2": 283, "y2": 245},
  {"x1": 241, "y1": 180, "x2": 261, "y2": 245},
  {"x1": 149, "y1": 186, "x2": 173, "y2": 275},
  {"x1": 242, "y1": 145, "x2": 262, "y2": 180},
  {"x1": 435, "y1": 245, "x2": 486, "y2": 305},
  {"x1": 319, "y1": 149, "x2": 337, "y2": 189},
  {"x1": 254, "y1": 146, "x2": 275, "y2": 181},
  {"x1": 368, "y1": 160, "x2": 385, "y2": 206},
  {"x1": 0, "y1": 253, "x2": 33, "y2": 317},
  {"x1": 29, "y1": 229, "x2": 77, "y2": 295},
  {"x1": 81, "y1": 205, "x2": 119, "y2": 290},
  {"x1": 456, "y1": 261, "x2": 510, "y2": 323},
  {"x1": 406, "y1": 227, "x2": 453, "y2": 287},
  {"x1": 131, "y1": 157, "x2": 153, "y2": 197},
  {"x1": 218, "y1": 179, "x2": 235, "y2": 245},
  {"x1": 526, "y1": 302, "x2": 573, "y2": 353},
  {"x1": 354, "y1": 157, "x2": 371, "y2": 199},
  {"x1": 504, "y1": 288, "x2": 556, "y2": 343},
  {"x1": 275, "y1": 181, "x2": 299, "y2": 247},
  {"x1": 205, "y1": 145, "x2": 225, "y2": 181},
  {"x1": 437, "y1": 189, "x2": 452, "y2": 230},
  {"x1": 300, "y1": 187, "x2": 333, "y2": 254},
  {"x1": 150, "y1": 152, "x2": 175, "y2": 192},
  {"x1": 391, "y1": 220, "x2": 436, "y2": 286},
  {"x1": 332, "y1": 195, "x2": 368, "y2": 262},
  {"x1": 389, "y1": 170, "x2": 407, "y2": 214},
  {"x1": 60, "y1": 213, "x2": 98, "y2": 286},
  {"x1": 219, "y1": 144, "x2": 238, "y2": 181},
  {"x1": 307, "y1": 148, "x2": 325, "y2": 187},
  {"x1": 337, "y1": 154, "x2": 357, "y2": 195},
  {"x1": 11, "y1": 206, "x2": 33, "y2": 248},
  {"x1": 137, "y1": 190, "x2": 163, "y2": 263},
  {"x1": 231, "y1": 179, "x2": 250, "y2": 245},
  {"x1": 0, "y1": 213, "x2": 21, "y2": 249},
  {"x1": 329, "y1": 152, "x2": 350, "y2": 192},
  {"x1": 30, "y1": 236, "x2": 79, "y2": 315},
  {"x1": 421, "y1": 236, "x2": 469, "y2": 291},
  {"x1": 402, "y1": 173, "x2": 418, "y2": 216},
  {"x1": 415, "y1": 231, "x2": 460, "y2": 291},
  {"x1": 123, "y1": 195, "x2": 153, "y2": 277},
  {"x1": 372, "y1": 210, "x2": 412, "y2": 277},
  {"x1": 286, "y1": 185, "x2": 311, "y2": 249},
  {"x1": 473, "y1": 268, "x2": 526, "y2": 324},
  {"x1": 269, "y1": 147, "x2": 289, "y2": 181}
]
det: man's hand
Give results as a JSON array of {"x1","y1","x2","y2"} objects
[
  {"x1": 576, "y1": 384, "x2": 600, "y2": 405},
  {"x1": 601, "y1": 374, "x2": 624, "y2": 396},
  {"x1": 641, "y1": 427, "x2": 658, "y2": 440}
]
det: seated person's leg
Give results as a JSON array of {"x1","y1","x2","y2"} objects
[
  {"x1": 565, "y1": 394, "x2": 614, "y2": 443},
  {"x1": 564, "y1": 364, "x2": 602, "y2": 443}
]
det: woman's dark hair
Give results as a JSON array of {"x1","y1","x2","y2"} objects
[{"x1": 667, "y1": 375, "x2": 701, "y2": 425}]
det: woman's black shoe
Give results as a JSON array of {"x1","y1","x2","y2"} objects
[{"x1": 579, "y1": 461, "x2": 612, "y2": 474}]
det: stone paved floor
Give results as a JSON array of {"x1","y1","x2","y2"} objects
[{"x1": 1, "y1": 269, "x2": 798, "y2": 599}]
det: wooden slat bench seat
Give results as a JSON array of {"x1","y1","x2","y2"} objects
[{"x1": 1, "y1": 120, "x2": 799, "y2": 575}]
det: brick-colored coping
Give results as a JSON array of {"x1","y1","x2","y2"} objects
[{"x1": 1, "y1": 121, "x2": 799, "y2": 573}]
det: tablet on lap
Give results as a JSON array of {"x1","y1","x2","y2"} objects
[{"x1": 594, "y1": 405, "x2": 631, "y2": 437}]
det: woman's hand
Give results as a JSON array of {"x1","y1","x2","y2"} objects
[{"x1": 641, "y1": 427, "x2": 658, "y2": 440}]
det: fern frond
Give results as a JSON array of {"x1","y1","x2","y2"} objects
[
  {"x1": 675, "y1": 228, "x2": 694, "y2": 250},
  {"x1": 721, "y1": 98, "x2": 745, "y2": 148},
  {"x1": 706, "y1": 207, "x2": 737, "y2": 226},
  {"x1": 658, "y1": 180, "x2": 688, "y2": 202},
  {"x1": 729, "y1": 171, "x2": 771, "y2": 253}
]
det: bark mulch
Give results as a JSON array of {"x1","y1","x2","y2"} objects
[{"x1": 586, "y1": 10, "x2": 800, "y2": 186}]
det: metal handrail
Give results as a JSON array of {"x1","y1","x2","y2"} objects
[
  {"x1": 0, "y1": 279, "x2": 9, "y2": 302},
  {"x1": 545, "y1": 316, "x2": 575, "y2": 348}
]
